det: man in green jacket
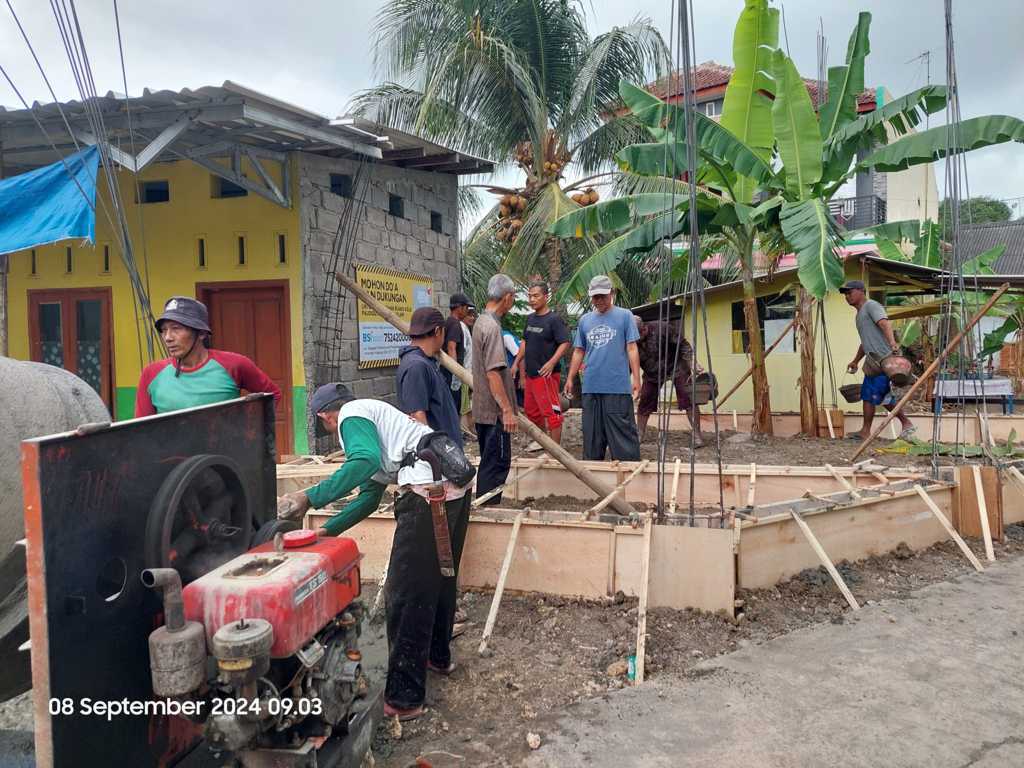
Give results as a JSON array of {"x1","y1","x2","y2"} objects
[{"x1": 278, "y1": 383, "x2": 472, "y2": 721}]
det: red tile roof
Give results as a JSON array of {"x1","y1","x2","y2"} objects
[{"x1": 648, "y1": 61, "x2": 876, "y2": 111}]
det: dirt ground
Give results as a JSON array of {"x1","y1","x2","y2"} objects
[
  {"x1": 461, "y1": 410, "x2": 938, "y2": 469},
  {"x1": 367, "y1": 524, "x2": 1024, "y2": 767}
]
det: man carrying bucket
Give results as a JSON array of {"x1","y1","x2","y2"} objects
[{"x1": 841, "y1": 280, "x2": 916, "y2": 441}]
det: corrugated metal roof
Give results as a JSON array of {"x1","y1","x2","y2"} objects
[
  {"x1": 0, "y1": 80, "x2": 492, "y2": 175},
  {"x1": 958, "y1": 219, "x2": 1024, "y2": 275}
]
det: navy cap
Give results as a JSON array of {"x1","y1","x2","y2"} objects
[
  {"x1": 311, "y1": 383, "x2": 355, "y2": 437},
  {"x1": 155, "y1": 296, "x2": 211, "y2": 333},
  {"x1": 449, "y1": 292, "x2": 471, "y2": 309}
]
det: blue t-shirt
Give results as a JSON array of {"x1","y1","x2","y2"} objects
[{"x1": 574, "y1": 305, "x2": 640, "y2": 394}]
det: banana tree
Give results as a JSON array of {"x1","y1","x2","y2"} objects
[{"x1": 551, "y1": 1, "x2": 1024, "y2": 434}]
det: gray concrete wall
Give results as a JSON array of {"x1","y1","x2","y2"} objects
[{"x1": 298, "y1": 153, "x2": 460, "y2": 448}]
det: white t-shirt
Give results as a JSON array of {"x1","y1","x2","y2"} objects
[{"x1": 337, "y1": 399, "x2": 436, "y2": 486}]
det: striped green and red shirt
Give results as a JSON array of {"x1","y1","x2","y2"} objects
[{"x1": 135, "y1": 349, "x2": 281, "y2": 417}]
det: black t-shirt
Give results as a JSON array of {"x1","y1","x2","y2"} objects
[
  {"x1": 442, "y1": 315, "x2": 464, "y2": 381},
  {"x1": 523, "y1": 310, "x2": 571, "y2": 377}
]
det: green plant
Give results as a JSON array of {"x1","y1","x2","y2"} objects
[{"x1": 351, "y1": 0, "x2": 669, "y2": 297}]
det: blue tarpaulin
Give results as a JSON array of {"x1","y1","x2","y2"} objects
[{"x1": 0, "y1": 145, "x2": 99, "y2": 256}]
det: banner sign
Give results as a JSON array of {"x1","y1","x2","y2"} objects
[{"x1": 355, "y1": 264, "x2": 434, "y2": 368}]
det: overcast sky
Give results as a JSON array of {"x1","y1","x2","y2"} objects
[{"x1": 2, "y1": 0, "x2": 1022, "y2": 217}]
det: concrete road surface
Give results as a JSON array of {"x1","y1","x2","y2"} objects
[{"x1": 527, "y1": 557, "x2": 1024, "y2": 768}]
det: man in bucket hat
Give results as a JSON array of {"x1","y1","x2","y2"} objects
[{"x1": 134, "y1": 295, "x2": 280, "y2": 416}]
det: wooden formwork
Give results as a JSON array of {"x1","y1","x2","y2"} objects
[
  {"x1": 294, "y1": 458, "x2": 976, "y2": 615},
  {"x1": 654, "y1": 409, "x2": 1024, "y2": 445}
]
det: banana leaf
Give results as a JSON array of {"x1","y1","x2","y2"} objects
[
  {"x1": 780, "y1": 199, "x2": 845, "y2": 298},
  {"x1": 818, "y1": 12, "x2": 871, "y2": 141},
  {"x1": 858, "y1": 115, "x2": 1024, "y2": 173},
  {"x1": 771, "y1": 50, "x2": 823, "y2": 199},
  {"x1": 719, "y1": 0, "x2": 779, "y2": 202},
  {"x1": 547, "y1": 193, "x2": 683, "y2": 238}
]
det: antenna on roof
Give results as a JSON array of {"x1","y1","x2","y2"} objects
[
  {"x1": 780, "y1": 3, "x2": 792, "y2": 57},
  {"x1": 815, "y1": 18, "x2": 828, "y2": 108}
]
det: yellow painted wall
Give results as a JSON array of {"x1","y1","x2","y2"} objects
[
  {"x1": 684, "y1": 261, "x2": 871, "y2": 414},
  {"x1": 5, "y1": 154, "x2": 304, "y2": 426}
]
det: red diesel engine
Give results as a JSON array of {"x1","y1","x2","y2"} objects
[{"x1": 143, "y1": 529, "x2": 372, "y2": 764}]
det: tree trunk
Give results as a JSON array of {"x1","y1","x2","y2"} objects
[
  {"x1": 797, "y1": 289, "x2": 819, "y2": 436},
  {"x1": 544, "y1": 237, "x2": 562, "y2": 296},
  {"x1": 739, "y1": 235, "x2": 772, "y2": 435}
]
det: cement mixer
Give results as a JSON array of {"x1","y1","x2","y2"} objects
[{"x1": 0, "y1": 356, "x2": 110, "y2": 701}]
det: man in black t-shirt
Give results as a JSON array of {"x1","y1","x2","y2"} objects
[
  {"x1": 443, "y1": 292, "x2": 471, "y2": 412},
  {"x1": 519, "y1": 281, "x2": 571, "y2": 444}
]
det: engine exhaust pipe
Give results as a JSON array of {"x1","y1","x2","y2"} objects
[
  {"x1": 141, "y1": 568, "x2": 185, "y2": 631},
  {"x1": 141, "y1": 567, "x2": 206, "y2": 697}
]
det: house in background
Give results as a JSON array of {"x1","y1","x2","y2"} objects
[
  {"x1": 648, "y1": 61, "x2": 940, "y2": 229},
  {"x1": 0, "y1": 81, "x2": 491, "y2": 454}
]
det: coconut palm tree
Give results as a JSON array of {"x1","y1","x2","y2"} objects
[{"x1": 349, "y1": 0, "x2": 669, "y2": 300}]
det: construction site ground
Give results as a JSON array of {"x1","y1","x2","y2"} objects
[
  {"x1": 477, "y1": 410, "x2": 938, "y2": 469},
  {"x1": 358, "y1": 523, "x2": 1024, "y2": 767}
]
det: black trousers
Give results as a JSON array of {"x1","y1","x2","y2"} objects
[
  {"x1": 385, "y1": 491, "x2": 470, "y2": 709},
  {"x1": 582, "y1": 393, "x2": 641, "y2": 461},
  {"x1": 475, "y1": 420, "x2": 512, "y2": 505}
]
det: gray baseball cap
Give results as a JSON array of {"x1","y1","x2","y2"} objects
[
  {"x1": 310, "y1": 382, "x2": 355, "y2": 437},
  {"x1": 588, "y1": 275, "x2": 614, "y2": 296},
  {"x1": 839, "y1": 280, "x2": 866, "y2": 294}
]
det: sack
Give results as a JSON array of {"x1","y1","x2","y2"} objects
[{"x1": 415, "y1": 432, "x2": 477, "y2": 488}]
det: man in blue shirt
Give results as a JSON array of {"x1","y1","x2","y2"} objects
[
  {"x1": 563, "y1": 275, "x2": 642, "y2": 460},
  {"x1": 396, "y1": 307, "x2": 464, "y2": 449}
]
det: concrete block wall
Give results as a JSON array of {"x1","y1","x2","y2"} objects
[{"x1": 298, "y1": 153, "x2": 460, "y2": 448}]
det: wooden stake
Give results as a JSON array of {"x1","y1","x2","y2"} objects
[
  {"x1": 746, "y1": 463, "x2": 757, "y2": 508},
  {"x1": 368, "y1": 550, "x2": 391, "y2": 622},
  {"x1": 825, "y1": 463, "x2": 862, "y2": 500},
  {"x1": 732, "y1": 410, "x2": 738, "y2": 430},
  {"x1": 472, "y1": 461, "x2": 542, "y2": 507},
  {"x1": 479, "y1": 512, "x2": 524, "y2": 656},
  {"x1": 914, "y1": 485, "x2": 983, "y2": 572},
  {"x1": 852, "y1": 284, "x2": 1010, "y2": 461},
  {"x1": 1006, "y1": 465, "x2": 1024, "y2": 495},
  {"x1": 584, "y1": 460, "x2": 649, "y2": 519},
  {"x1": 335, "y1": 270, "x2": 638, "y2": 517},
  {"x1": 971, "y1": 464, "x2": 996, "y2": 562},
  {"x1": 718, "y1": 316, "x2": 798, "y2": 409},
  {"x1": 668, "y1": 458, "x2": 682, "y2": 517},
  {"x1": 789, "y1": 509, "x2": 861, "y2": 610},
  {"x1": 825, "y1": 408, "x2": 835, "y2": 439},
  {"x1": 634, "y1": 513, "x2": 654, "y2": 684}
]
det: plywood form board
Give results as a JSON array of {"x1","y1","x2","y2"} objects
[
  {"x1": 951, "y1": 465, "x2": 1004, "y2": 541},
  {"x1": 307, "y1": 510, "x2": 735, "y2": 612},
  {"x1": 1002, "y1": 470, "x2": 1024, "y2": 525},
  {"x1": 737, "y1": 486, "x2": 954, "y2": 589}
]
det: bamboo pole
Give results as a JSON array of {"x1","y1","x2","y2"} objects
[
  {"x1": 668, "y1": 458, "x2": 682, "y2": 517},
  {"x1": 851, "y1": 284, "x2": 1010, "y2": 461},
  {"x1": 914, "y1": 485, "x2": 983, "y2": 572},
  {"x1": 824, "y1": 408, "x2": 835, "y2": 439},
  {"x1": 717, "y1": 316, "x2": 798, "y2": 409},
  {"x1": 746, "y1": 463, "x2": 757, "y2": 507},
  {"x1": 479, "y1": 512, "x2": 524, "y2": 656},
  {"x1": 584, "y1": 460, "x2": 649, "y2": 519},
  {"x1": 334, "y1": 270, "x2": 638, "y2": 517},
  {"x1": 825, "y1": 463, "x2": 862, "y2": 500}
]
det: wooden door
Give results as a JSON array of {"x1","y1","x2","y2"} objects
[
  {"x1": 28, "y1": 288, "x2": 115, "y2": 411},
  {"x1": 198, "y1": 280, "x2": 293, "y2": 454}
]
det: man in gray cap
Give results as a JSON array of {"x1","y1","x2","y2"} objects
[
  {"x1": 278, "y1": 382, "x2": 475, "y2": 722},
  {"x1": 563, "y1": 275, "x2": 641, "y2": 460},
  {"x1": 841, "y1": 280, "x2": 915, "y2": 440},
  {"x1": 135, "y1": 296, "x2": 280, "y2": 416}
]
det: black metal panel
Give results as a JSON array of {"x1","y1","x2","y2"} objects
[{"x1": 24, "y1": 395, "x2": 275, "y2": 768}]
